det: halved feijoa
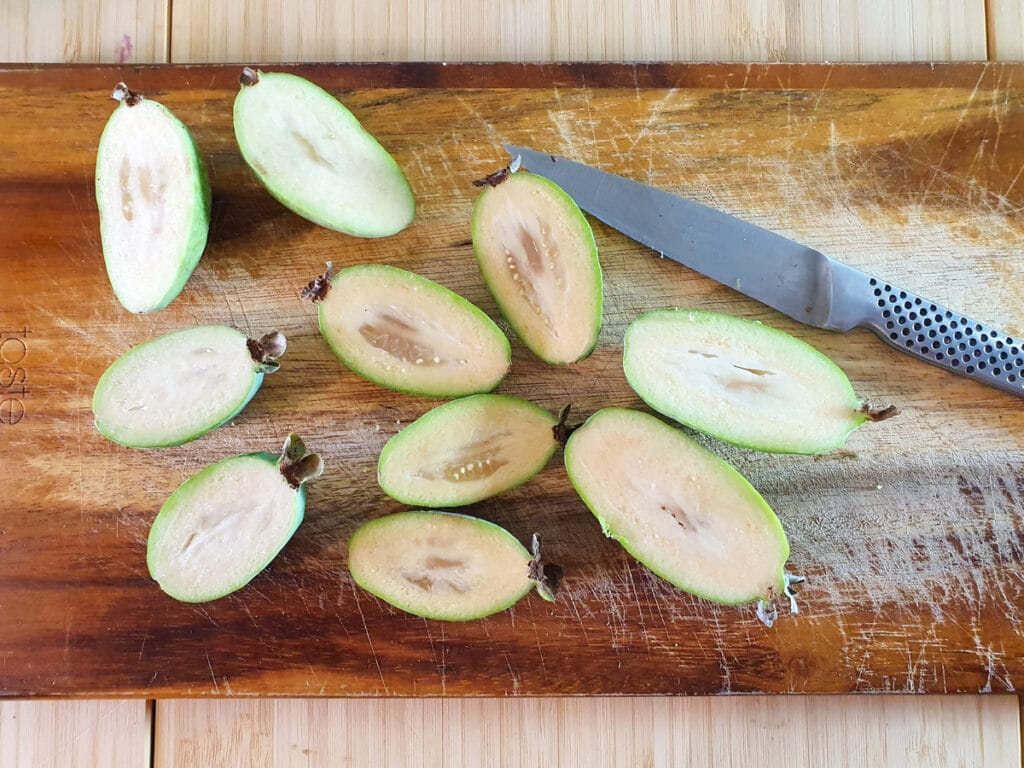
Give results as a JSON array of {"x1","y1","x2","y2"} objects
[
  {"x1": 233, "y1": 68, "x2": 415, "y2": 237},
  {"x1": 564, "y1": 408, "x2": 790, "y2": 607},
  {"x1": 303, "y1": 262, "x2": 510, "y2": 397},
  {"x1": 378, "y1": 395, "x2": 563, "y2": 507},
  {"x1": 147, "y1": 434, "x2": 323, "y2": 602},
  {"x1": 92, "y1": 326, "x2": 286, "y2": 448},
  {"x1": 623, "y1": 309, "x2": 897, "y2": 454},
  {"x1": 472, "y1": 165, "x2": 602, "y2": 364},
  {"x1": 349, "y1": 511, "x2": 560, "y2": 621},
  {"x1": 95, "y1": 83, "x2": 211, "y2": 313}
]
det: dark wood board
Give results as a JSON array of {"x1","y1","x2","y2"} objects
[{"x1": 1, "y1": 63, "x2": 1023, "y2": 697}]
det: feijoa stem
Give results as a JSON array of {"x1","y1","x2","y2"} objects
[
  {"x1": 300, "y1": 261, "x2": 334, "y2": 303},
  {"x1": 248, "y1": 331, "x2": 287, "y2": 373},
  {"x1": 860, "y1": 403, "x2": 900, "y2": 422},
  {"x1": 239, "y1": 67, "x2": 260, "y2": 87},
  {"x1": 111, "y1": 82, "x2": 143, "y2": 107},
  {"x1": 528, "y1": 533, "x2": 562, "y2": 602},
  {"x1": 278, "y1": 433, "x2": 324, "y2": 489}
]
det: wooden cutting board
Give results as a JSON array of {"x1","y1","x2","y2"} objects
[{"x1": 1, "y1": 63, "x2": 1022, "y2": 697}]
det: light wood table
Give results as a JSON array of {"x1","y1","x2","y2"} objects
[{"x1": 2, "y1": 2, "x2": 1022, "y2": 765}]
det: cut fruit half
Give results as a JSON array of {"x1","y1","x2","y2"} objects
[
  {"x1": 623, "y1": 309, "x2": 897, "y2": 454},
  {"x1": 233, "y1": 68, "x2": 415, "y2": 237},
  {"x1": 472, "y1": 166, "x2": 602, "y2": 364},
  {"x1": 92, "y1": 325, "x2": 286, "y2": 448},
  {"x1": 564, "y1": 408, "x2": 792, "y2": 608},
  {"x1": 147, "y1": 434, "x2": 323, "y2": 603},
  {"x1": 304, "y1": 262, "x2": 510, "y2": 397},
  {"x1": 378, "y1": 395, "x2": 563, "y2": 507},
  {"x1": 348, "y1": 511, "x2": 560, "y2": 621},
  {"x1": 95, "y1": 83, "x2": 211, "y2": 313}
]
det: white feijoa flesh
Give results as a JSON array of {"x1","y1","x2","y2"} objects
[
  {"x1": 378, "y1": 395, "x2": 562, "y2": 507},
  {"x1": 472, "y1": 169, "x2": 602, "y2": 364},
  {"x1": 348, "y1": 511, "x2": 558, "y2": 621},
  {"x1": 95, "y1": 84, "x2": 211, "y2": 313},
  {"x1": 623, "y1": 309, "x2": 896, "y2": 454},
  {"x1": 147, "y1": 434, "x2": 323, "y2": 603},
  {"x1": 233, "y1": 69, "x2": 415, "y2": 237},
  {"x1": 92, "y1": 326, "x2": 285, "y2": 448},
  {"x1": 564, "y1": 408, "x2": 790, "y2": 607},
  {"x1": 306, "y1": 263, "x2": 510, "y2": 397}
]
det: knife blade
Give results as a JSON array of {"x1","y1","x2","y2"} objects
[{"x1": 505, "y1": 144, "x2": 1024, "y2": 399}]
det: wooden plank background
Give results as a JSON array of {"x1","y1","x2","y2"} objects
[{"x1": 1, "y1": 2, "x2": 1023, "y2": 767}]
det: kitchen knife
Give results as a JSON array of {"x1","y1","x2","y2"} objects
[{"x1": 505, "y1": 144, "x2": 1024, "y2": 399}]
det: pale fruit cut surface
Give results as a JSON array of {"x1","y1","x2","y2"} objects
[
  {"x1": 564, "y1": 408, "x2": 789, "y2": 605},
  {"x1": 147, "y1": 455, "x2": 304, "y2": 603},
  {"x1": 349, "y1": 511, "x2": 545, "y2": 621},
  {"x1": 92, "y1": 326, "x2": 282, "y2": 448},
  {"x1": 378, "y1": 395, "x2": 559, "y2": 507},
  {"x1": 316, "y1": 264, "x2": 509, "y2": 397},
  {"x1": 95, "y1": 86, "x2": 210, "y2": 313},
  {"x1": 233, "y1": 70, "x2": 414, "y2": 237},
  {"x1": 624, "y1": 309, "x2": 870, "y2": 454},
  {"x1": 472, "y1": 171, "x2": 601, "y2": 364}
]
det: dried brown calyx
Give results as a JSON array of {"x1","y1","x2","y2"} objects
[
  {"x1": 472, "y1": 154, "x2": 523, "y2": 188},
  {"x1": 528, "y1": 533, "x2": 563, "y2": 602},
  {"x1": 301, "y1": 261, "x2": 334, "y2": 303},
  {"x1": 247, "y1": 331, "x2": 288, "y2": 373},
  {"x1": 551, "y1": 403, "x2": 577, "y2": 445},
  {"x1": 111, "y1": 82, "x2": 143, "y2": 107},
  {"x1": 278, "y1": 433, "x2": 324, "y2": 489},
  {"x1": 859, "y1": 403, "x2": 900, "y2": 422},
  {"x1": 239, "y1": 67, "x2": 261, "y2": 87}
]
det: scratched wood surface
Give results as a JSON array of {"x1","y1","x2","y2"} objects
[{"x1": 0, "y1": 63, "x2": 1022, "y2": 697}]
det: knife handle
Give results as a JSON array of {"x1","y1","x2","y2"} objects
[{"x1": 858, "y1": 276, "x2": 1024, "y2": 398}]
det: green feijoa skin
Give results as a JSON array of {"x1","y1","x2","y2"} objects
[
  {"x1": 95, "y1": 83, "x2": 211, "y2": 313},
  {"x1": 471, "y1": 165, "x2": 602, "y2": 364},
  {"x1": 377, "y1": 395, "x2": 565, "y2": 507},
  {"x1": 233, "y1": 68, "x2": 415, "y2": 237},
  {"x1": 348, "y1": 511, "x2": 560, "y2": 621},
  {"x1": 92, "y1": 326, "x2": 286, "y2": 448},
  {"x1": 147, "y1": 434, "x2": 323, "y2": 603},
  {"x1": 565, "y1": 408, "x2": 799, "y2": 622},
  {"x1": 302, "y1": 262, "x2": 510, "y2": 397},
  {"x1": 623, "y1": 309, "x2": 898, "y2": 454}
]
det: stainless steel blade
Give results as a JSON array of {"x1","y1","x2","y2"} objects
[{"x1": 504, "y1": 144, "x2": 1024, "y2": 398}]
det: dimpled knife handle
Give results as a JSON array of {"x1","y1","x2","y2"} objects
[{"x1": 858, "y1": 274, "x2": 1024, "y2": 398}]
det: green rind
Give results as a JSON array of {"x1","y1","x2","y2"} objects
[
  {"x1": 146, "y1": 452, "x2": 306, "y2": 603},
  {"x1": 91, "y1": 326, "x2": 264, "y2": 449},
  {"x1": 564, "y1": 408, "x2": 789, "y2": 606},
  {"x1": 317, "y1": 264, "x2": 511, "y2": 398},
  {"x1": 471, "y1": 172, "x2": 602, "y2": 365},
  {"x1": 95, "y1": 98, "x2": 211, "y2": 314},
  {"x1": 377, "y1": 394, "x2": 559, "y2": 507},
  {"x1": 233, "y1": 71, "x2": 415, "y2": 238},
  {"x1": 623, "y1": 309, "x2": 866, "y2": 455},
  {"x1": 348, "y1": 510, "x2": 535, "y2": 622}
]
